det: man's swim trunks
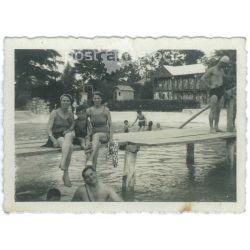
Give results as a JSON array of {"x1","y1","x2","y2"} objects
[{"x1": 209, "y1": 85, "x2": 225, "y2": 99}]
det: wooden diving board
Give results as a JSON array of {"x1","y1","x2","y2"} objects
[{"x1": 15, "y1": 128, "x2": 236, "y2": 157}]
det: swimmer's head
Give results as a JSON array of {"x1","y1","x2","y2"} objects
[
  {"x1": 92, "y1": 91, "x2": 103, "y2": 106},
  {"x1": 59, "y1": 94, "x2": 72, "y2": 109},
  {"x1": 124, "y1": 120, "x2": 128, "y2": 124},
  {"x1": 137, "y1": 110, "x2": 142, "y2": 114},
  {"x1": 156, "y1": 123, "x2": 161, "y2": 128},
  {"x1": 46, "y1": 188, "x2": 61, "y2": 201},
  {"x1": 82, "y1": 166, "x2": 97, "y2": 186},
  {"x1": 148, "y1": 121, "x2": 153, "y2": 127},
  {"x1": 76, "y1": 104, "x2": 88, "y2": 117}
]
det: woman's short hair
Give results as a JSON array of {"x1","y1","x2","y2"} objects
[
  {"x1": 60, "y1": 94, "x2": 73, "y2": 103},
  {"x1": 93, "y1": 91, "x2": 103, "y2": 99}
]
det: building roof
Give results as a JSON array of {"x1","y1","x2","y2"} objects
[
  {"x1": 163, "y1": 64, "x2": 206, "y2": 76},
  {"x1": 114, "y1": 85, "x2": 135, "y2": 92},
  {"x1": 136, "y1": 78, "x2": 147, "y2": 85}
]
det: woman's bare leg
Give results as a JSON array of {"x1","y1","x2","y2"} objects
[
  {"x1": 209, "y1": 95, "x2": 218, "y2": 133},
  {"x1": 63, "y1": 144, "x2": 73, "y2": 187},
  {"x1": 87, "y1": 133, "x2": 101, "y2": 166},
  {"x1": 59, "y1": 133, "x2": 74, "y2": 170},
  {"x1": 215, "y1": 96, "x2": 224, "y2": 132},
  {"x1": 59, "y1": 132, "x2": 74, "y2": 187}
]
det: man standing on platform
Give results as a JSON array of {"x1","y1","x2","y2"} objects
[{"x1": 201, "y1": 56, "x2": 230, "y2": 133}]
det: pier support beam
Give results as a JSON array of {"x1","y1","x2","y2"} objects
[
  {"x1": 186, "y1": 143, "x2": 194, "y2": 165},
  {"x1": 227, "y1": 96, "x2": 236, "y2": 132},
  {"x1": 226, "y1": 138, "x2": 236, "y2": 169},
  {"x1": 122, "y1": 144, "x2": 140, "y2": 196}
]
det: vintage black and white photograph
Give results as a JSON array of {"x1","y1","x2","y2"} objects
[{"x1": 3, "y1": 37, "x2": 246, "y2": 212}]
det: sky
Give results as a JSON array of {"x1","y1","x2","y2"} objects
[{"x1": 56, "y1": 48, "x2": 214, "y2": 73}]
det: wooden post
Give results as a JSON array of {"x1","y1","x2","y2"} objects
[
  {"x1": 186, "y1": 143, "x2": 194, "y2": 165},
  {"x1": 226, "y1": 138, "x2": 235, "y2": 169},
  {"x1": 227, "y1": 95, "x2": 236, "y2": 132},
  {"x1": 122, "y1": 144, "x2": 140, "y2": 194}
]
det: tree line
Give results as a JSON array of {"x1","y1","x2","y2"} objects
[{"x1": 15, "y1": 49, "x2": 236, "y2": 110}]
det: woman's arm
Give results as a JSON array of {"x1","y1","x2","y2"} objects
[
  {"x1": 63, "y1": 113, "x2": 75, "y2": 135},
  {"x1": 47, "y1": 110, "x2": 58, "y2": 147},
  {"x1": 106, "y1": 108, "x2": 113, "y2": 141}
]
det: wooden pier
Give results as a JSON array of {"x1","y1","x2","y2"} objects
[{"x1": 16, "y1": 128, "x2": 236, "y2": 193}]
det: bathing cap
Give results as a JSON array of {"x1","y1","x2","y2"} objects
[{"x1": 220, "y1": 56, "x2": 230, "y2": 64}]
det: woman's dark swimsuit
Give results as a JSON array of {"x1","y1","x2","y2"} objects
[
  {"x1": 209, "y1": 86, "x2": 225, "y2": 99},
  {"x1": 137, "y1": 114, "x2": 146, "y2": 127},
  {"x1": 88, "y1": 106, "x2": 109, "y2": 143},
  {"x1": 43, "y1": 110, "x2": 73, "y2": 147},
  {"x1": 138, "y1": 120, "x2": 146, "y2": 127}
]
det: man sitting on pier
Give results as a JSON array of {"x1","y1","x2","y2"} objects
[
  {"x1": 72, "y1": 166, "x2": 122, "y2": 202},
  {"x1": 201, "y1": 56, "x2": 230, "y2": 133}
]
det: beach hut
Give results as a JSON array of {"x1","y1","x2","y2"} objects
[
  {"x1": 153, "y1": 64, "x2": 208, "y2": 104},
  {"x1": 113, "y1": 85, "x2": 135, "y2": 101}
]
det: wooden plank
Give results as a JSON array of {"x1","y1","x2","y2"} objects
[
  {"x1": 16, "y1": 142, "x2": 46, "y2": 149},
  {"x1": 15, "y1": 128, "x2": 236, "y2": 156},
  {"x1": 114, "y1": 131, "x2": 236, "y2": 146},
  {"x1": 15, "y1": 139, "x2": 46, "y2": 145},
  {"x1": 16, "y1": 145, "x2": 82, "y2": 157}
]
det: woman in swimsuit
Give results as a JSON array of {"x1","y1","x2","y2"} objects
[
  {"x1": 132, "y1": 110, "x2": 147, "y2": 131},
  {"x1": 86, "y1": 91, "x2": 113, "y2": 169},
  {"x1": 47, "y1": 94, "x2": 75, "y2": 187}
]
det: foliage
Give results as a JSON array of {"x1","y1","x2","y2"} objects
[
  {"x1": 15, "y1": 49, "x2": 206, "y2": 110},
  {"x1": 15, "y1": 49, "x2": 63, "y2": 108}
]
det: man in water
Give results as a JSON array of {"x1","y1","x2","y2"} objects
[
  {"x1": 201, "y1": 56, "x2": 230, "y2": 133},
  {"x1": 72, "y1": 166, "x2": 122, "y2": 202}
]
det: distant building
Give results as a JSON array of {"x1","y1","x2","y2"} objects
[
  {"x1": 135, "y1": 78, "x2": 147, "y2": 86},
  {"x1": 153, "y1": 64, "x2": 208, "y2": 104},
  {"x1": 113, "y1": 85, "x2": 135, "y2": 101}
]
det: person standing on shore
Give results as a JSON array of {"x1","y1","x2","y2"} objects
[{"x1": 201, "y1": 56, "x2": 230, "y2": 133}]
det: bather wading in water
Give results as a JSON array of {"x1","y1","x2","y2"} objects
[
  {"x1": 72, "y1": 166, "x2": 122, "y2": 202},
  {"x1": 132, "y1": 110, "x2": 147, "y2": 131},
  {"x1": 47, "y1": 94, "x2": 75, "y2": 187},
  {"x1": 86, "y1": 91, "x2": 113, "y2": 169}
]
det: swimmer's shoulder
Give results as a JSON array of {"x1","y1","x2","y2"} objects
[
  {"x1": 49, "y1": 109, "x2": 57, "y2": 118},
  {"x1": 72, "y1": 185, "x2": 86, "y2": 201}
]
